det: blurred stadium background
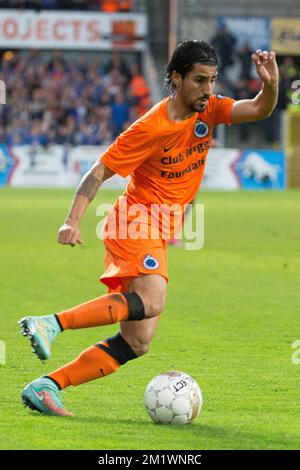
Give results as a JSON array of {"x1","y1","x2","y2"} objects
[{"x1": 0, "y1": 0, "x2": 299, "y2": 190}]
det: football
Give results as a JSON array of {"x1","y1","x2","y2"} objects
[{"x1": 144, "y1": 371, "x2": 203, "y2": 424}]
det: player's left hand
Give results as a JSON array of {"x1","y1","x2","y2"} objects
[{"x1": 252, "y1": 50, "x2": 279, "y2": 86}]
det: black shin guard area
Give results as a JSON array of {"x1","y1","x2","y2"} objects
[
  {"x1": 96, "y1": 333, "x2": 137, "y2": 365},
  {"x1": 123, "y1": 292, "x2": 145, "y2": 321},
  {"x1": 54, "y1": 314, "x2": 64, "y2": 332}
]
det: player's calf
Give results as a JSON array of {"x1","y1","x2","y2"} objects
[{"x1": 45, "y1": 332, "x2": 139, "y2": 390}]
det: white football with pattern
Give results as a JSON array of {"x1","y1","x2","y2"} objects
[{"x1": 144, "y1": 371, "x2": 203, "y2": 424}]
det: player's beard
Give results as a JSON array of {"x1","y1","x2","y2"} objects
[
  {"x1": 190, "y1": 97, "x2": 209, "y2": 113},
  {"x1": 179, "y1": 87, "x2": 210, "y2": 114}
]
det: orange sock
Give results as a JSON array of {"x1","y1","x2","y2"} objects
[
  {"x1": 48, "y1": 343, "x2": 120, "y2": 389},
  {"x1": 57, "y1": 293, "x2": 129, "y2": 330}
]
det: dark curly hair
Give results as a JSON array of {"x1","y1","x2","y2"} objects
[{"x1": 165, "y1": 40, "x2": 218, "y2": 91}]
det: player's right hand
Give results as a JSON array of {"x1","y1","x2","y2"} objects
[{"x1": 57, "y1": 223, "x2": 84, "y2": 247}]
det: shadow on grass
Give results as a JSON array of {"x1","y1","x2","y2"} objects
[
  {"x1": 20, "y1": 405, "x2": 296, "y2": 450},
  {"x1": 17, "y1": 411, "x2": 295, "y2": 450},
  {"x1": 71, "y1": 416, "x2": 292, "y2": 450}
]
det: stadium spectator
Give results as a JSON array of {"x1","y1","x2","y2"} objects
[
  {"x1": 211, "y1": 24, "x2": 237, "y2": 76},
  {"x1": 100, "y1": 0, "x2": 132, "y2": 12},
  {"x1": 278, "y1": 57, "x2": 299, "y2": 108},
  {"x1": 128, "y1": 63, "x2": 151, "y2": 117},
  {"x1": 104, "y1": 52, "x2": 132, "y2": 83},
  {"x1": 111, "y1": 91, "x2": 130, "y2": 137},
  {"x1": 238, "y1": 43, "x2": 253, "y2": 81}
]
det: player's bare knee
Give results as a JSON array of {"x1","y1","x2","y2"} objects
[
  {"x1": 128, "y1": 274, "x2": 167, "y2": 320},
  {"x1": 139, "y1": 289, "x2": 166, "y2": 318},
  {"x1": 135, "y1": 341, "x2": 150, "y2": 357},
  {"x1": 152, "y1": 288, "x2": 166, "y2": 317},
  {"x1": 124, "y1": 336, "x2": 150, "y2": 357},
  {"x1": 147, "y1": 300, "x2": 164, "y2": 318},
  {"x1": 140, "y1": 293, "x2": 165, "y2": 319}
]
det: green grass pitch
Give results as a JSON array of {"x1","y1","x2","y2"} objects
[{"x1": 0, "y1": 187, "x2": 300, "y2": 450}]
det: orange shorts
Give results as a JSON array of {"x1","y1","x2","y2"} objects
[{"x1": 100, "y1": 236, "x2": 168, "y2": 293}]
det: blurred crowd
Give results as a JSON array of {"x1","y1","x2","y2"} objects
[
  {"x1": 0, "y1": 18, "x2": 298, "y2": 148},
  {"x1": 212, "y1": 24, "x2": 299, "y2": 145},
  {"x1": 0, "y1": 0, "x2": 132, "y2": 12},
  {"x1": 0, "y1": 50, "x2": 151, "y2": 146}
]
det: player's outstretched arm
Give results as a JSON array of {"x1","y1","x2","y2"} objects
[
  {"x1": 58, "y1": 161, "x2": 114, "y2": 247},
  {"x1": 231, "y1": 50, "x2": 279, "y2": 124}
]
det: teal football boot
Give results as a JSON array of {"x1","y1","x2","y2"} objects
[
  {"x1": 22, "y1": 377, "x2": 73, "y2": 417},
  {"x1": 19, "y1": 315, "x2": 62, "y2": 360}
]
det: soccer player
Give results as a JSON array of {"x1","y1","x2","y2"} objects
[{"x1": 19, "y1": 41, "x2": 279, "y2": 416}]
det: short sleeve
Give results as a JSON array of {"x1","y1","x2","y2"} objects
[
  {"x1": 213, "y1": 95, "x2": 236, "y2": 126},
  {"x1": 100, "y1": 119, "x2": 153, "y2": 178}
]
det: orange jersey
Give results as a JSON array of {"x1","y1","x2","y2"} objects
[{"x1": 100, "y1": 94, "x2": 235, "y2": 237}]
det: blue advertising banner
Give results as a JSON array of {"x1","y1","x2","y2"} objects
[
  {"x1": 217, "y1": 16, "x2": 271, "y2": 51},
  {"x1": 0, "y1": 144, "x2": 16, "y2": 186},
  {"x1": 235, "y1": 149, "x2": 286, "y2": 190}
]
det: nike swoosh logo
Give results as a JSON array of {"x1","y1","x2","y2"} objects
[
  {"x1": 108, "y1": 305, "x2": 113, "y2": 322},
  {"x1": 163, "y1": 145, "x2": 175, "y2": 153},
  {"x1": 32, "y1": 389, "x2": 44, "y2": 402}
]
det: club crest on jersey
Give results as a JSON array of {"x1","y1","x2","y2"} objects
[
  {"x1": 194, "y1": 120, "x2": 209, "y2": 138},
  {"x1": 143, "y1": 254, "x2": 159, "y2": 270}
]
